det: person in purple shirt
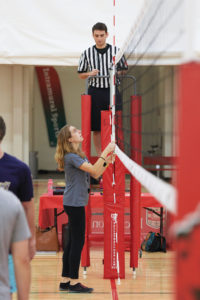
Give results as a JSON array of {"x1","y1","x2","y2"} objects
[{"x1": 0, "y1": 116, "x2": 35, "y2": 295}]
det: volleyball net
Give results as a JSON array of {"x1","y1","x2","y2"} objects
[
  {"x1": 112, "y1": 0, "x2": 200, "y2": 296},
  {"x1": 81, "y1": 0, "x2": 200, "y2": 293},
  {"x1": 114, "y1": 0, "x2": 184, "y2": 214}
]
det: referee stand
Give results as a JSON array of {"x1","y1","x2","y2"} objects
[{"x1": 81, "y1": 74, "x2": 143, "y2": 278}]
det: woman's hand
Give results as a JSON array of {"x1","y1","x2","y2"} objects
[
  {"x1": 105, "y1": 141, "x2": 116, "y2": 154},
  {"x1": 106, "y1": 153, "x2": 116, "y2": 164}
]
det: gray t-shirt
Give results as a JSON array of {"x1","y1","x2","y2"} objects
[
  {"x1": 63, "y1": 153, "x2": 90, "y2": 207},
  {"x1": 0, "y1": 188, "x2": 31, "y2": 299}
]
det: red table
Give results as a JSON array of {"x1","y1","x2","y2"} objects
[
  {"x1": 38, "y1": 192, "x2": 162, "y2": 247},
  {"x1": 39, "y1": 192, "x2": 161, "y2": 228}
]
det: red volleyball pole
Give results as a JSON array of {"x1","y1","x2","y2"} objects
[
  {"x1": 130, "y1": 95, "x2": 142, "y2": 270},
  {"x1": 176, "y1": 63, "x2": 200, "y2": 299},
  {"x1": 81, "y1": 94, "x2": 91, "y2": 269},
  {"x1": 102, "y1": 110, "x2": 125, "y2": 279},
  {"x1": 81, "y1": 95, "x2": 91, "y2": 159}
]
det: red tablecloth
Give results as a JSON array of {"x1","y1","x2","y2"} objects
[
  {"x1": 39, "y1": 192, "x2": 161, "y2": 229},
  {"x1": 38, "y1": 192, "x2": 164, "y2": 248}
]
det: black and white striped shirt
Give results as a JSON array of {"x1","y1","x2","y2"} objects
[{"x1": 78, "y1": 44, "x2": 128, "y2": 88}]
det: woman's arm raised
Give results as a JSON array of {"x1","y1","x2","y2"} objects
[{"x1": 79, "y1": 142, "x2": 115, "y2": 179}]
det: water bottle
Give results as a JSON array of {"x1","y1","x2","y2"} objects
[{"x1": 47, "y1": 179, "x2": 53, "y2": 196}]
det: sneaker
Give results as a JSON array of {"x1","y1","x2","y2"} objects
[
  {"x1": 69, "y1": 282, "x2": 93, "y2": 293},
  {"x1": 59, "y1": 281, "x2": 70, "y2": 291}
]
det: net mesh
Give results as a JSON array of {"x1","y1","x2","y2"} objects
[{"x1": 113, "y1": 0, "x2": 185, "y2": 212}]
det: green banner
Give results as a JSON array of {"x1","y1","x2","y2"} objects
[{"x1": 36, "y1": 67, "x2": 66, "y2": 147}]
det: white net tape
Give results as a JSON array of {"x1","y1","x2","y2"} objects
[
  {"x1": 172, "y1": 203, "x2": 200, "y2": 236},
  {"x1": 115, "y1": 145, "x2": 177, "y2": 214}
]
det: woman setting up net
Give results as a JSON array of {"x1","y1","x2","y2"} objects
[{"x1": 55, "y1": 124, "x2": 115, "y2": 293}]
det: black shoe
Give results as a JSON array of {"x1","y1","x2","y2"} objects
[
  {"x1": 69, "y1": 283, "x2": 93, "y2": 293},
  {"x1": 59, "y1": 281, "x2": 70, "y2": 291}
]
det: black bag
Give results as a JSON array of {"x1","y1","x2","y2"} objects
[{"x1": 141, "y1": 232, "x2": 166, "y2": 252}]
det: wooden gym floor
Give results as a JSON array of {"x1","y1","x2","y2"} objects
[{"x1": 13, "y1": 179, "x2": 175, "y2": 300}]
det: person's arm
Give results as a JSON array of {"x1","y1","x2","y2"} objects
[
  {"x1": 80, "y1": 142, "x2": 115, "y2": 179},
  {"x1": 78, "y1": 50, "x2": 99, "y2": 79},
  {"x1": 116, "y1": 53, "x2": 128, "y2": 76},
  {"x1": 11, "y1": 239, "x2": 31, "y2": 300},
  {"x1": 78, "y1": 69, "x2": 99, "y2": 80},
  {"x1": 22, "y1": 198, "x2": 36, "y2": 260}
]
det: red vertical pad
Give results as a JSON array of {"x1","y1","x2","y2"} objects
[
  {"x1": 81, "y1": 94, "x2": 91, "y2": 158},
  {"x1": 115, "y1": 110, "x2": 124, "y2": 151},
  {"x1": 130, "y1": 96, "x2": 142, "y2": 162},
  {"x1": 81, "y1": 196, "x2": 91, "y2": 267},
  {"x1": 104, "y1": 202, "x2": 125, "y2": 279},
  {"x1": 130, "y1": 96, "x2": 142, "y2": 268},
  {"x1": 114, "y1": 156, "x2": 125, "y2": 195},
  {"x1": 101, "y1": 110, "x2": 112, "y2": 192},
  {"x1": 101, "y1": 110, "x2": 112, "y2": 150},
  {"x1": 102, "y1": 110, "x2": 125, "y2": 279},
  {"x1": 81, "y1": 94, "x2": 91, "y2": 267},
  {"x1": 176, "y1": 63, "x2": 200, "y2": 299},
  {"x1": 130, "y1": 177, "x2": 141, "y2": 268}
]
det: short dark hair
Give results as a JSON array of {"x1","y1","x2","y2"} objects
[
  {"x1": 0, "y1": 116, "x2": 6, "y2": 142},
  {"x1": 92, "y1": 22, "x2": 107, "y2": 33}
]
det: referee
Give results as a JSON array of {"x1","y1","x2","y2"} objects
[{"x1": 78, "y1": 22, "x2": 128, "y2": 157}]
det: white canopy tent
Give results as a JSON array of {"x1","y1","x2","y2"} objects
[
  {"x1": 0, "y1": 0, "x2": 146, "y2": 65},
  {"x1": 1, "y1": 0, "x2": 200, "y2": 66}
]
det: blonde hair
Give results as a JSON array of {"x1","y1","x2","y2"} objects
[{"x1": 55, "y1": 125, "x2": 85, "y2": 170}]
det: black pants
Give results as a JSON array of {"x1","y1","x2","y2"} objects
[
  {"x1": 88, "y1": 86, "x2": 122, "y2": 131},
  {"x1": 62, "y1": 206, "x2": 85, "y2": 279}
]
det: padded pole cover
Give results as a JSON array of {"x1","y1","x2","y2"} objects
[
  {"x1": 130, "y1": 96, "x2": 142, "y2": 268},
  {"x1": 81, "y1": 94, "x2": 91, "y2": 267},
  {"x1": 101, "y1": 111, "x2": 125, "y2": 278},
  {"x1": 115, "y1": 110, "x2": 124, "y2": 151},
  {"x1": 176, "y1": 63, "x2": 200, "y2": 299},
  {"x1": 81, "y1": 94, "x2": 91, "y2": 159}
]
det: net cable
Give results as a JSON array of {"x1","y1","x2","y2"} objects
[{"x1": 115, "y1": 145, "x2": 176, "y2": 214}]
